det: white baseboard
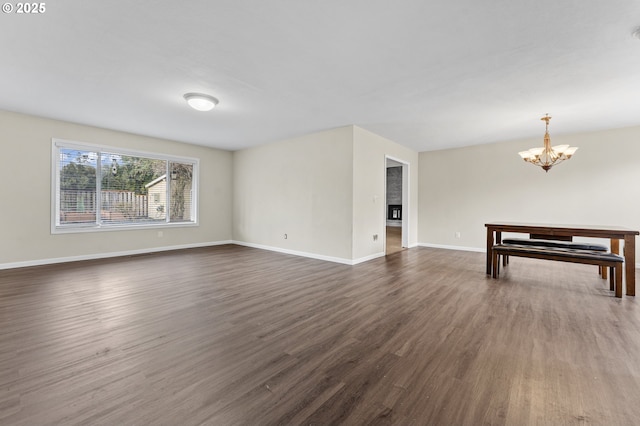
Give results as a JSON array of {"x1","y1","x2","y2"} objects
[
  {"x1": 1, "y1": 240, "x2": 387, "y2": 270},
  {"x1": 6, "y1": 240, "x2": 637, "y2": 270},
  {"x1": 352, "y1": 252, "x2": 386, "y2": 265},
  {"x1": 417, "y1": 242, "x2": 485, "y2": 253},
  {"x1": 233, "y1": 241, "x2": 386, "y2": 265},
  {"x1": 0, "y1": 240, "x2": 233, "y2": 270},
  {"x1": 232, "y1": 240, "x2": 357, "y2": 265}
]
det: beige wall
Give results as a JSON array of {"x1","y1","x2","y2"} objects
[
  {"x1": 232, "y1": 125, "x2": 419, "y2": 263},
  {"x1": 352, "y1": 127, "x2": 419, "y2": 260},
  {"x1": 419, "y1": 125, "x2": 640, "y2": 264},
  {"x1": 233, "y1": 126, "x2": 355, "y2": 262},
  {"x1": 0, "y1": 110, "x2": 233, "y2": 268},
  {"x1": 13, "y1": 106, "x2": 636, "y2": 268},
  {"x1": 1, "y1": 111, "x2": 417, "y2": 268}
]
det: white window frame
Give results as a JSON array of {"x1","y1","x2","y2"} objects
[{"x1": 51, "y1": 138, "x2": 199, "y2": 234}]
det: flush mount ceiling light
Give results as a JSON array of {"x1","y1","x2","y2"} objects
[
  {"x1": 183, "y1": 93, "x2": 219, "y2": 111},
  {"x1": 518, "y1": 114, "x2": 578, "y2": 172}
]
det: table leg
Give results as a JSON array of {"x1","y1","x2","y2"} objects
[
  {"x1": 624, "y1": 235, "x2": 635, "y2": 296},
  {"x1": 611, "y1": 239, "x2": 620, "y2": 255},
  {"x1": 486, "y1": 228, "x2": 494, "y2": 275}
]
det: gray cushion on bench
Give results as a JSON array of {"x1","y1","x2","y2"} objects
[
  {"x1": 501, "y1": 238, "x2": 608, "y2": 252},
  {"x1": 493, "y1": 244, "x2": 622, "y2": 262}
]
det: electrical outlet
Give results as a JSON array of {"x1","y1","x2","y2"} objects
[{"x1": 455, "y1": 232, "x2": 461, "y2": 239}]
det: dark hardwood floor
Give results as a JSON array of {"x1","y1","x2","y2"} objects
[{"x1": 1, "y1": 245, "x2": 640, "y2": 425}]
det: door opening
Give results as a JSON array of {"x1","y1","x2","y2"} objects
[{"x1": 385, "y1": 156, "x2": 408, "y2": 255}]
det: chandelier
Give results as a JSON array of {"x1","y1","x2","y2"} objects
[{"x1": 518, "y1": 114, "x2": 578, "y2": 172}]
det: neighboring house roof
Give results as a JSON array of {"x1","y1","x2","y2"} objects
[{"x1": 145, "y1": 174, "x2": 166, "y2": 189}]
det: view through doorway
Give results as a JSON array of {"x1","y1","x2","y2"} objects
[{"x1": 385, "y1": 157, "x2": 408, "y2": 255}]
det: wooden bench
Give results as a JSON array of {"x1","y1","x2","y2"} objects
[
  {"x1": 501, "y1": 236, "x2": 610, "y2": 278},
  {"x1": 492, "y1": 243, "x2": 624, "y2": 298}
]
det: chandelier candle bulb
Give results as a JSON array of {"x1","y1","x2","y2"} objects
[{"x1": 518, "y1": 114, "x2": 578, "y2": 172}]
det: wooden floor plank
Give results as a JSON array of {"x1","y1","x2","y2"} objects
[{"x1": 1, "y1": 244, "x2": 640, "y2": 425}]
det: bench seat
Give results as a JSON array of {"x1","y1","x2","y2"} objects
[
  {"x1": 500, "y1": 238, "x2": 610, "y2": 278},
  {"x1": 492, "y1": 243, "x2": 624, "y2": 297},
  {"x1": 501, "y1": 238, "x2": 608, "y2": 252}
]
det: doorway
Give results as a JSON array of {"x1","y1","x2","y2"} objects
[{"x1": 385, "y1": 156, "x2": 408, "y2": 255}]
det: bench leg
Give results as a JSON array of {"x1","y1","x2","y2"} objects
[
  {"x1": 615, "y1": 263, "x2": 623, "y2": 298},
  {"x1": 609, "y1": 266, "x2": 614, "y2": 291},
  {"x1": 601, "y1": 265, "x2": 607, "y2": 280},
  {"x1": 492, "y1": 250, "x2": 499, "y2": 279}
]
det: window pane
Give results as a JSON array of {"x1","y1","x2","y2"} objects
[
  {"x1": 53, "y1": 139, "x2": 198, "y2": 232},
  {"x1": 169, "y1": 162, "x2": 193, "y2": 222},
  {"x1": 100, "y1": 153, "x2": 166, "y2": 225},
  {"x1": 59, "y1": 149, "x2": 97, "y2": 224}
]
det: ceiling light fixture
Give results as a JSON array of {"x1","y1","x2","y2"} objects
[
  {"x1": 518, "y1": 114, "x2": 578, "y2": 172},
  {"x1": 183, "y1": 93, "x2": 219, "y2": 112}
]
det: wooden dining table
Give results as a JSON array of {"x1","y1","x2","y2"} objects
[{"x1": 485, "y1": 222, "x2": 639, "y2": 296}]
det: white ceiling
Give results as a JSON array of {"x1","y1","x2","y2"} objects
[{"x1": 2, "y1": 1, "x2": 640, "y2": 152}]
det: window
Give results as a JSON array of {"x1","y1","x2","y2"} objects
[{"x1": 52, "y1": 139, "x2": 198, "y2": 233}]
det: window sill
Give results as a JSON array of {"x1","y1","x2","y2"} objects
[{"x1": 51, "y1": 221, "x2": 199, "y2": 235}]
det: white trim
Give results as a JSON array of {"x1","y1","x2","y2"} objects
[
  {"x1": 0, "y1": 240, "x2": 233, "y2": 271},
  {"x1": 51, "y1": 141, "x2": 60, "y2": 234},
  {"x1": 0, "y1": 241, "x2": 385, "y2": 270},
  {"x1": 352, "y1": 252, "x2": 386, "y2": 265},
  {"x1": 4, "y1": 241, "x2": 635, "y2": 270},
  {"x1": 418, "y1": 242, "x2": 486, "y2": 253},
  {"x1": 52, "y1": 221, "x2": 199, "y2": 234},
  {"x1": 232, "y1": 241, "x2": 355, "y2": 265},
  {"x1": 4, "y1": 241, "x2": 636, "y2": 271},
  {"x1": 52, "y1": 138, "x2": 199, "y2": 164}
]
